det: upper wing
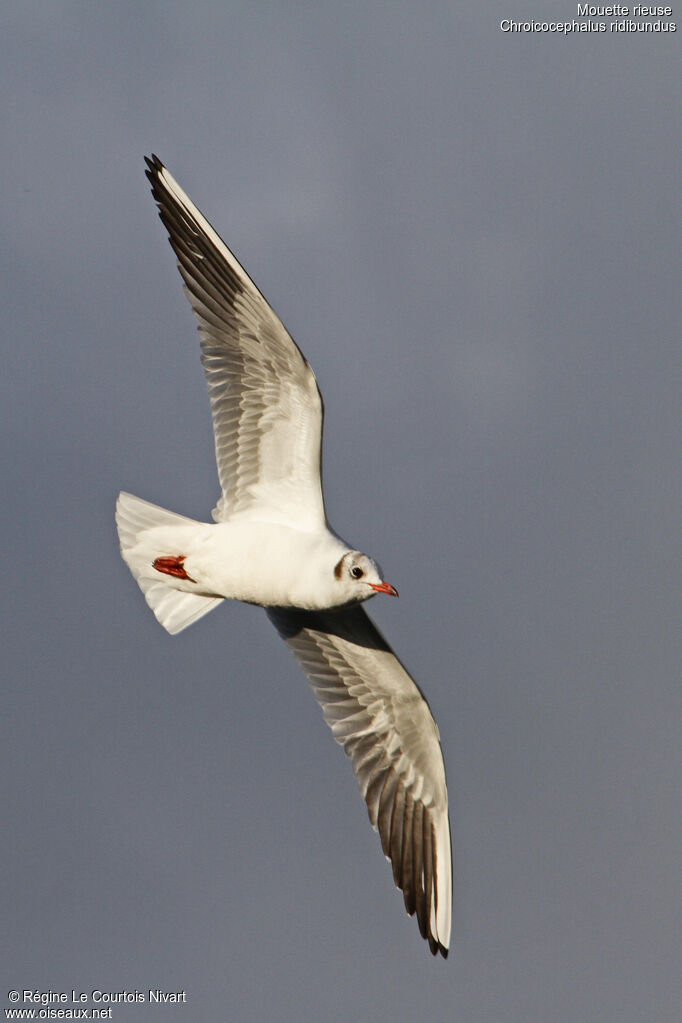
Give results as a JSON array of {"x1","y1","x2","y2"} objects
[
  {"x1": 145, "y1": 155, "x2": 326, "y2": 529},
  {"x1": 267, "y1": 604, "x2": 452, "y2": 957}
]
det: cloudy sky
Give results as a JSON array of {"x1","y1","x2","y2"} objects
[{"x1": 3, "y1": 3, "x2": 680, "y2": 1020}]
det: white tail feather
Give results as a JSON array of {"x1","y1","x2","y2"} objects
[{"x1": 115, "y1": 492, "x2": 223, "y2": 634}]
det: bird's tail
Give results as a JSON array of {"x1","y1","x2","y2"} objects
[{"x1": 115, "y1": 491, "x2": 223, "y2": 635}]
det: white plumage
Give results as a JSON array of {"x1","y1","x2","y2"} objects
[{"x1": 116, "y1": 155, "x2": 451, "y2": 956}]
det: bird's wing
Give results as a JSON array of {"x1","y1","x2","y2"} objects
[
  {"x1": 145, "y1": 155, "x2": 326, "y2": 530},
  {"x1": 267, "y1": 603, "x2": 452, "y2": 957}
]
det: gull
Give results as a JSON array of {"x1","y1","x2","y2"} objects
[{"x1": 116, "y1": 155, "x2": 451, "y2": 957}]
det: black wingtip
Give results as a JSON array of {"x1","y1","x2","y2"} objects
[
  {"x1": 145, "y1": 153, "x2": 163, "y2": 172},
  {"x1": 144, "y1": 154, "x2": 165, "y2": 192},
  {"x1": 427, "y1": 934, "x2": 449, "y2": 959}
]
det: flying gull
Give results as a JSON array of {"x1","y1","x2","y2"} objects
[{"x1": 116, "y1": 155, "x2": 452, "y2": 956}]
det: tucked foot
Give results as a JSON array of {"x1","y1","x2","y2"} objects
[{"x1": 152, "y1": 555, "x2": 196, "y2": 582}]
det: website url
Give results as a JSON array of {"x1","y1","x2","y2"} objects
[{"x1": 5, "y1": 1011, "x2": 112, "y2": 1020}]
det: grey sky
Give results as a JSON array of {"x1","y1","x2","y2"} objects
[{"x1": 3, "y1": 2, "x2": 681, "y2": 1020}]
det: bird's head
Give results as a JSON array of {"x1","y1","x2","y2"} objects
[{"x1": 333, "y1": 551, "x2": 398, "y2": 603}]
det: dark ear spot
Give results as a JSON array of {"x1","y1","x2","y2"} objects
[{"x1": 334, "y1": 555, "x2": 346, "y2": 580}]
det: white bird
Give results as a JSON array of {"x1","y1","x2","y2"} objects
[{"x1": 116, "y1": 155, "x2": 451, "y2": 957}]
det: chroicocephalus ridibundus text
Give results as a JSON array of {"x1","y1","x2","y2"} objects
[{"x1": 116, "y1": 155, "x2": 451, "y2": 956}]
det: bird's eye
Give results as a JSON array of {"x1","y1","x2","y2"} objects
[{"x1": 350, "y1": 566, "x2": 364, "y2": 580}]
